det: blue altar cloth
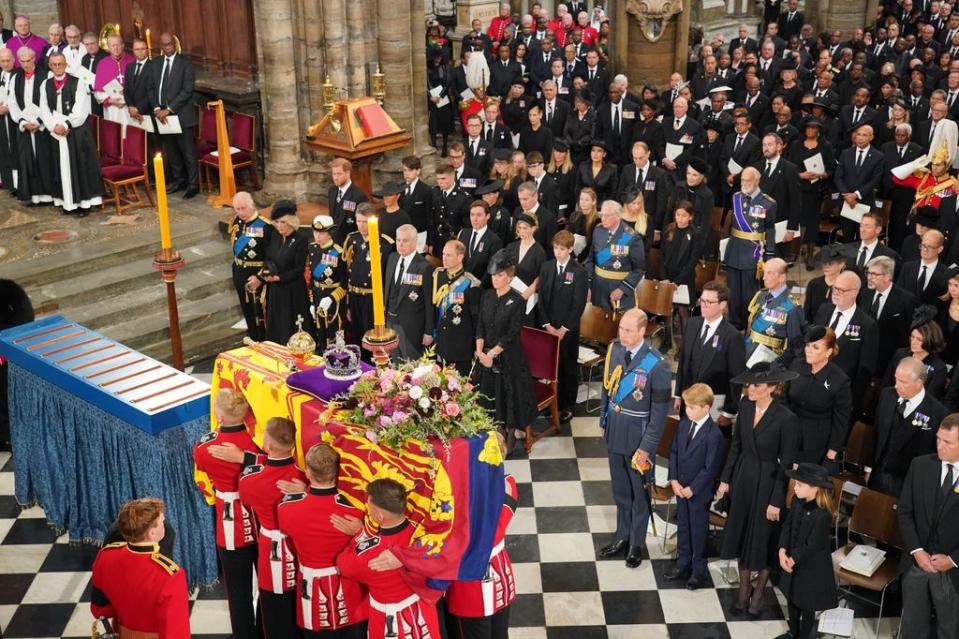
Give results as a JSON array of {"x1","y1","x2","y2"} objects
[{"x1": 7, "y1": 364, "x2": 217, "y2": 587}]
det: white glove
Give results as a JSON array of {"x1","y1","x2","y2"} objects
[
  {"x1": 319, "y1": 297, "x2": 333, "y2": 313},
  {"x1": 891, "y1": 154, "x2": 928, "y2": 180},
  {"x1": 309, "y1": 304, "x2": 316, "y2": 318}
]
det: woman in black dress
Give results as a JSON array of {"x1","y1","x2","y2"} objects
[
  {"x1": 936, "y1": 268, "x2": 959, "y2": 368},
  {"x1": 661, "y1": 201, "x2": 705, "y2": 330},
  {"x1": 785, "y1": 326, "x2": 852, "y2": 472},
  {"x1": 259, "y1": 200, "x2": 312, "y2": 344},
  {"x1": 786, "y1": 118, "x2": 835, "y2": 269},
  {"x1": 427, "y1": 47, "x2": 454, "y2": 157},
  {"x1": 504, "y1": 213, "x2": 546, "y2": 324},
  {"x1": 884, "y1": 307, "x2": 949, "y2": 400},
  {"x1": 633, "y1": 100, "x2": 664, "y2": 164},
  {"x1": 518, "y1": 103, "x2": 554, "y2": 159},
  {"x1": 567, "y1": 187, "x2": 600, "y2": 261},
  {"x1": 501, "y1": 83, "x2": 532, "y2": 136},
  {"x1": 546, "y1": 139, "x2": 577, "y2": 222},
  {"x1": 575, "y1": 140, "x2": 618, "y2": 205},
  {"x1": 563, "y1": 90, "x2": 596, "y2": 167},
  {"x1": 802, "y1": 244, "x2": 846, "y2": 324},
  {"x1": 475, "y1": 250, "x2": 540, "y2": 454},
  {"x1": 489, "y1": 148, "x2": 522, "y2": 216},
  {"x1": 717, "y1": 362, "x2": 799, "y2": 618}
]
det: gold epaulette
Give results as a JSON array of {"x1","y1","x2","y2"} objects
[
  {"x1": 463, "y1": 271, "x2": 480, "y2": 286},
  {"x1": 459, "y1": 99, "x2": 472, "y2": 111},
  {"x1": 382, "y1": 235, "x2": 395, "y2": 245},
  {"x1": 762, "y1": 193, "x2": 775, "y2": 202},
  {"x1": 151, "y1": 552, "x2": 180, "y2": 575}
]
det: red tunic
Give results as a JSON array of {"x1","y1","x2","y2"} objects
[
  {"x1": 337, "y1": 520, "x2": 441, "y2": 639},
  {"x1": 891, "y1": 171, "x2": 959, "y2": 210},
  {"x1": 487, "y1": 16, "x2": 511, "y2": 43},
  {"x1": 579, "y1": 26, "x2": 598, "y2": 47},
  {"x1": 192, "y1": 425, "x2": 260, "y2": 550},
  {"x1": 277, "y1": 487, "x2": 370, "y2": 631},
  {"x1": 90, "y1": 542, "x2": 191, "y2": 639},
  {"x1": 446, "y1": 475, "x2": 518, "y2": 617},
  {"x1": 237, "y1": 455, "x2": 307, "y2": 593}
]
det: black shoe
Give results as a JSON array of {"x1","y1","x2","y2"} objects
[
  {"x1": 625, "y1": 546, "x2": 643, "y2": 568},
  {"x1": 166, "y1": 182, "x2": 185, "y2": 194},
  {"x1": 663, "y1": 566, "x2": 691, "y2": 581},
  {"x1": 559, "y1": 410, "x2": 573, "y2": 423},
  {"x1": 686, "y1": 573, "x2": 709, "y2": 590},
  {"x1": 728, "y1": 601, "x2": 747, "y2": 616},
  {"x1": 598, "y1": 539, "x2": 627, "y2": 558},
  {"x1": 182, "y1": 187, "x2": 199, "y2": 199},
  {"x1": 75, "y1": 210, "x2": 90, "y2": 218}
]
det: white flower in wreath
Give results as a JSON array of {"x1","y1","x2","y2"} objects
[
  {"x1": 419, "y1": 396, "x2": 431, "y2": 410},
  {"x1": 409, "y1": 385, "x2": 424, "y2": 400}
]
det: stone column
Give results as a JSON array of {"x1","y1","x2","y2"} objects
[
  {"x1": 457, "y1": 0, "x2": 501, "y2": 28},
  {"x1": 252, "y1": 0, "x2": 308, "y2": 198},
  {"x1": 614, "y1": 0, "x2": 690, "y2": 89},
  {"x1": 11, "y1": 0, "x2": 58, "y2": 30}
]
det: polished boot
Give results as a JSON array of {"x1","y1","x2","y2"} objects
[{"x1": 625, "y1": 545, "x2": 643, "y2": 568}]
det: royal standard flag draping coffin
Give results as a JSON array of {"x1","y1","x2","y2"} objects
[{"x1": 300, "y1": 414, "x2": 505, "y2": 599}]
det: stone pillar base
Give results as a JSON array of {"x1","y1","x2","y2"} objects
[{"x1": 458, "y1": 0, "x2": 501, "y2": 28}]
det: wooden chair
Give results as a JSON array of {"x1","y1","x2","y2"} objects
[
  {"x1": 836, "y1": 421, "x2": 876, "y2": 487},
  {"x1": 195, "y1": 105, "x2": 218, "y2": 158},
  {"x1": 101, "y1": 125, "x2": 155, "y2": 214},
  {"x1": 645, "y1": 247, "x2": 661, "y2": 280},
  {"x1": 578, "y1": 303, "x2": 620, "y2": 413},
  {"x1": 200, "y1": 112, "x2": 260, "y2": 191},
  {"x1": 785, "y1": 475, "x2": 846, "y2": 547},
  {"x1": 98, "y1": 118, "x2": 122, "y2": 168},
  {"x1": 424, "y1": 254, "x2": 442, "y2": 269},
  {"x1": 635, "y1": 278, "x2": 676, "y2": 346},
  {"x1": 648, "y1": 414, "x2": 680, "y2": 549},
  {"x1": 694, "y1": 260, "x2": 718, "y2": 292},
  {"x1": 520, "y1": 326, "x2": 561, "y2": 443},
  {"x1": 858, "y1": 377, "x2": 882, "y2": 423},
  {"x1": 831, "y1": 487, "x2": 903, "y2": 639}
]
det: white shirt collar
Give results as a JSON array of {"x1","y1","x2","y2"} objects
[
  {"x1": 921, "y1": 257, "x2": 939, "y2": 269},
  {"x1": 703, "y1": 315, "x2": 722, "y2": 334},
  {"x1": 902, "y1": 387, "x2": 926, "y2": 417},
  {"x1": 407, "y1": 177, "x2": 419, "y2": 190},
  {"x1": 471, "y1": 225, "x2": 487, "y2": 238}
]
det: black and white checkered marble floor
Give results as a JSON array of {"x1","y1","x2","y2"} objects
[{"x1": 0, "y1": 398, "x2": 901, "y2": 639}]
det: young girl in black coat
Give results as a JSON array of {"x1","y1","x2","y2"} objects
[{"x1": 776, "y1": 463, "x2": 838, "y2": 639}]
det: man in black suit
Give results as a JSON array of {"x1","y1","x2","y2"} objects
[
  {"x1": 674, "y1": 281, "x2": 747, "y2": 426},
  {"x1": 729, "y1": 24, "x2": 758, "y2": 55},
  {"x1": 526, "y1": 152, "x2": 560, "y2": 213},
  {"x1": 460, "y1": 19, "x2": 491, "y2": 53},
  {"x1": 837, "y1": 88, "x2": 877, "y2": 150},
  {"x1": 840, "y1": 211, "x2": 901, "y2": 281},
  {"x1": 761, "y1": 105, "x2": 800, "y2": 149},
  {"x1": 834, "y1": 123, "x2": 884, "y2": 242},
  {"x1": 740, "y1": 76, "x2": 770, "y2": 131},
  {"x1": 809, "y1": 69, "x2": 842, "y2": 112},
  {"x1": 897, "y1": 229, "x2": 951, "y2": 304},
  {"x1": 540, "y1": 81, "x2": 570, "y2": 138},
  {"x1": 882, "y1": 123, "x2": 925, "y2": 251},
  {"x1": 861, "y1": 255, "x2": 916, "y2": 374},
  {"x1": 384, "y1": 224, "x2": 435, "y2": 361},
  {"x1": 618, "y1": 141, "x2": 668, "y2": 230},
  {"x1": 517, "y1": 180, "x2": 558, "y2": 258},
  {"x1": 546, "y1": 58, "x2": 575, "y2": 104},
  {"x1": 489, "y1": 43, "x2": 521, "y2": 98},
  {"x1": 149, "y1": 32, "x2": 199, "y2": 198},
  {"x1": 757, "y1": 40, "x2": 782, "y2": 93},
  {"x1": 536, "y1": 230, "x2": 589, "y2": 423},
  {"x1": 720, "y1": 109, "x2": 763, "y2": 202},
  {"x1": 328, "y1": 158, "x2": 368, "y2": 245},
  {"x1": 814, "y1": 270, "x2": 879, "y2": 415},
  {"x1": 897, "y1": 416, "x2": 959, "y2": 638},
  {"x1": 779, "y1": 0, "x2": 804, "y2": 40},
  {"x1": 400, "y1": 155, "x2": 432, "y2": 245},
  {"x1": 661, "y1": 96, "x2": 706, "y2": 181},
  {"x1": 754, "y1": 132, "x2": 802, "y2": 250},
  {"x1": 457, "y1": 200, "x2": 503, "y2": 287},
  {"x1": 867, "y1": 357, "x2": 949, "y2": 497},
  {"x1": 480, "y1": 102, "x2": 512, "y2": 149},
  {"x1": 582, "y1": 50, "x2": 610, "y2": 103},
  {"x1": 594, "y1": 80, "x2": 641, "y2": 168},
  {"x1": 561, "y1": 44, "x2": 587, "y2": 82},
  {"x1": 463, "y1": 114, "x2": 492, "y2": 176},
  {"x1": 123, "y1": 39, "x2": 153, "y2": 126}
]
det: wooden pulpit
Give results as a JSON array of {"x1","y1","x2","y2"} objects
[{"x1": 303, "y1": 98, "x2": 413, "y2": 199}]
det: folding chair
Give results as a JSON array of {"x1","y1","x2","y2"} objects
[
  {"x1": 831, "y1": 487, "x2": 903, "y2": 639},
  {"x1": 645, "y1": 247, "x2": 661, "y2": 280},
  {"x1": 835, "y1": 421, "x2": 876, "y2": 488},
  {"x1": 694, "y1": 259, "x2": 718, "y2": 293},
  {"x1": 520, "y1": 326, "x2": 561, "y2": 443},
  {"x1": 635, "y1": 278, "x2": 676, "y2": 348},
  {"x1": 578, "y1": 303, "x2": 620, "y2": 413},
  {"x1": 648, "y1": 414, "x2": 680, "y2": 549}
]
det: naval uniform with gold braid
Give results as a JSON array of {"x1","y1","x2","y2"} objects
[
  {"x1": 344, "y1": 230, "x2": 394, "y2": 347},
  {"x1": 90, "y1": 541, "x2": 191, "y2": 639},
  {"x1": 600, "y1": 339, "x2": 672, "y2": 549},
  {"x1": 432, "y1": 266, "x2": 482, "y2": 376},
  {"x1": 723, "y1": 189, "x2": 777, "y2": 330},
  {"x1": 229, "y1": 213, "x2": 276, "y2": 341},
  {"x1": 745, "y1": 286, "x2": 805, "y2": 365},
  {"x1": 584, "y1": 221, "x2": 646, "y2": 312},
  {"x1": 307, "y1": 239, "x2": 348, "y2": 349}
]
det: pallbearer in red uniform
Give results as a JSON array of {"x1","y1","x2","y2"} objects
[
  {"x1": 278, "y1": 442, "x2": 369, "y2": 638},
  {"x1": 337, "y1": 478, "x2": 442, "y2": 639},
  {"x1": 237, "y1": 417, "x2": 307, "y2": 639},
  {"x1": 192, "y1": 389, "x2": 260, "y2": 639},
  {"x1": 90, "y1": 497, "x2": 191, "y2": 639},
  {"x1": 446, "y1": 433, "x2": 517, "y2": 639}
]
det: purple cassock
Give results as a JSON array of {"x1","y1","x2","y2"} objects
[
  {"x1": 94, "y1": 53, "x2": 135, "y2": 94},
  {"x1": 5, "y1": 32, "x2": 48, "y2": 68}
]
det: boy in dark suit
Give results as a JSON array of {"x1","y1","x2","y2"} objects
[
  {"x1": 537, "y1": 230, "x2": 588, "y2": 423},
  {"x1": 665, "y1": 383, "x2": 726, "y2": 589}
]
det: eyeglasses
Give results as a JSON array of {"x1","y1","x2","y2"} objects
[
  {"x1": 920, "y1": 243, "x2": 941, "y2": 250},
  {"x1": 448, "y1": 153, "x2": 464, "y2": 159},
  {"x1": 699, "y1": 298, "x2": 720, "y2": 306},
  {"x1": 865, "y1": 270, "x2": 886, "y2": 277},
  {"x1": 832, "y1": 286, "x2": 856, "y2": 294}
]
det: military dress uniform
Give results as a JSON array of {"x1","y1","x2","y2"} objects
[
  {"x1": 432, "y1": 266, "x2": 482, "y2": 376},
  {"x1": 229, "y1": 213, "x2": 275, "y2": 341},
  {"x1": 307, "y1": 239, "x2": 348, "y2": 349},
  {"x1": 745, "y1": 287, "x2": 805, "y2": 365},
  {"x1": 329, "y1": 182, "x2": 368, "y2": 245},
  {"x1": 600, "y1": 339, "x2": 672, "y2": 550},
  {"x1": 430, "y1": 184, "x2": 472, "y2": 253},
  {"x1": 344, "y1": 230, "x2": 394, "y2": 346},
  {"x1": 90, "y1": 542, "x2": 191, "y2": 639},
  {"x1": 584, "y1": 222, "x2": 646, "y2": 312},
  {"x1": 723, "y1": 189, "x2": 777, "y2": 329}
]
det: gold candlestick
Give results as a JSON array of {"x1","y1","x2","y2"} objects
[{"x1": 371, "y1": 65, "x2": 386, "y2": 105}]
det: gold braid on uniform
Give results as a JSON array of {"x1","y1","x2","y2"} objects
[
  {"x1": 432, "y1": 270, "x2": 450, "y2": 306},
  {"x1": 602, "y1": 345, "x2": 623, "y2": 398}
]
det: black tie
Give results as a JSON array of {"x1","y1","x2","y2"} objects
[
  {"x1": 613, "y1": 104, "x2": 620, "y2": 134},
  {"x1": 917, "y1": 265, "x2": 928, "y2": 293},
  {"x1": 471, "y1": 140, "x2": 477, "y2": 157},
  {"x1": 857, "y1": 246, "x2": 867, "y2": 269},
  {"x1": 485, "y1": 125, "x2": 493, "y2": 142},
  {"x1": 871, "y1": 291, "x2": 882, "y2": 316},
  {"x1": 590, "y1": 69, "x2": 595, "y2": 81},
  {"x1": 856, "y1": 149, "x2": 864, "y2": 170},
  {"x1": 336, "y1": 189, "x2": 343, "y2": 203},
  {"x1": 897, "y1": 399, "x2": 908, "y2": 417},
  {"x1": 853, "y1": 108, "x2": 861, "y2": 124},
  {"x1": 899, "y1": 146, "x2": 905, "y2": 161},
  {"x1": 624, "y1": 350, "x2": 633, "y2": 366},
  {"x1": 765, "y1": 162, "x2": 772, "y2": 178},
  {"x1": 943, "y1": 463, "x2": 955, "y2": 497},
  {"x1": 700, "y1": 322, "x2": 710, "y2": 343},
  {"x1": 134, "y1": 62, "x2": 142, "y2": 80},
  {"x1": 395, "y1": 256, "x2": 406, "y2": 285},
  {"x1": 734, "y1": 136, "x2": 743, "y2": 154},
  {"x1": 547, "y1": 102, "x2": 553, "y2": 124},
  {"x1": 568, "y1": 63, "x2": 574, "y2": 75},
  {"x1": 829, "y1": 311, "x2": 841, "y2": 330},
  {"x1": 686, "y1": 422, "x2": 698, "y2": 444},
  {"x1": 469, "y1": 230, "x2": 478, "y2": 256}
]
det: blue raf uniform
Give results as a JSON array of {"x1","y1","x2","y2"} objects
[
  {"x1": 724, "y1": 189, "x2": 776, "y2": 329},
  {"x1": 745, "y1": 287, "x2": 804, "y2": 365},
  {"x1": 600, "y1": 339, "x2": 672, "y2": 549},
  {"x1": 667, "y1": 415, "x2": 725, "y2": 580},
  {"x1": 585, "y1": 221, "x2": 646, "y2": 312}
]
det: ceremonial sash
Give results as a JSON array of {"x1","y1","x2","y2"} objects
[
  {"x1": 604, "y1": 349, "x2": 660, "y2": 421},
  {"x1": 311, "y1": 249, "x2": 338, "y2": 280},
  {"x1": 234, "y1": 220, "x2": 264, "y2": 258},
  {"x1": 594, "y1": 230, "x2": 632, "y2": 268},
  {"x1": 435, "y1": 276, "x2": 471, "y2": 329},
  {"x1": 732, "y1": 193, "x2": 762, "y2": 259},
  {"x1": 747, "y1": 293, "x2": 793, "y2": 350},
  {"x1": 915, "y1": 175, "x2": 959, "y2": 204}
]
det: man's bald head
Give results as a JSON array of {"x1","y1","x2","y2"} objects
[
  {"x1": 621, "y1": 308, "x2": 648, "y2": 332},
  {"x1": 835, "y1": 270, "x2": 861, "y2": 292},
  {"x1": 765, "y1": 257, "x2": 787, "y2": 276}
]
